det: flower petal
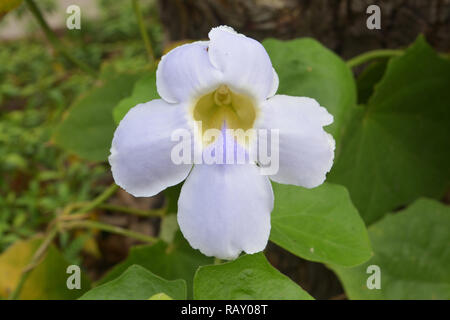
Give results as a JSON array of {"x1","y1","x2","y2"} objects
[
  {"x1": 258, "y1": 95, "x2": 335, "y2": 188},
  {"x1": 156, "y1": 41, "x2": 222, "y2": 103},
  {"x1": 208, "y1": 26, "x2": 278, "y2": 100},
  {"x1": 156, "y1": 27, "x2": 278, "y2": 104},
  {"x1": 177, "y1": 161, "x2": 273, "y2": 260},
  {"x1": 109, "y1": 99, "x2": 192, "y2": 197},
  {"x1": 268, "y1": 67, "x2": 279, "y2": 98}
]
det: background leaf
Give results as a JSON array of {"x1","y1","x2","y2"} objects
[
  {"x1": 194, "y1": 253, "x2": 313, "y2": 300},
  {"x1": 80, "y1": 264, "x2": 186, "y2": 300},
  {"x1": 330, "y1": 198, "x2": 450, "y2": 299},
  {"x1": 0, "y1": 238, "x2": 90, "y2": 299},
  {"x1": 113, "y1": 72, "x2": 159, "y2": 124},
  {"x1": 356, "y1": 60, "x2": 388, "y2": 105},
  {"x1": 270, "y1": 182, "x2": 372, "y2": 267},
  {"x1": 164, "y1": 182, "x2": 183, "y2": 214},
  {"x1": 263, "y1": 38, "x2": 357, "y2": 142},
  {"x1": 53, "y1": 73, "x2": 140, "y2": 162},
  {"x1": 329, "y1": 36, "x2": 450, "y2": 224}
]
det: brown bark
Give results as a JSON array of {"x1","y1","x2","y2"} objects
[{"x1": 157, "y1": 0, "x2": 450, "y2": 57}]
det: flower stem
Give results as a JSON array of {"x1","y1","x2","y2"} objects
[
  {"x1": 132, "y1": 0, "x2": 155, "y2": 65},
  {"x1": 25, "y1": 0, "x2": 97, "y2": 76},
  {"x1": 62, "y1": 220, "x2": 158, "y2": 243},
  {"x1": 346, "y1": 49, "x2": 403, "y2": 69}
]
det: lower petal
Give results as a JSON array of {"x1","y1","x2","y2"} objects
[{"x1": 177, "y1": 162, "x2": 273, "y2": 260}]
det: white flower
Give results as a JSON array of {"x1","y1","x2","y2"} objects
[{"x1": 109, "y1": 26, "x2": 335, "y2": 260}]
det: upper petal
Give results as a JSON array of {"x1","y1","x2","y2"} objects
[
  {"x1": 109, "y1": 99, "x2": 192, "y2": 197},
  {"x1": 156, "y1": 41, "x2": 222, "y2": 104},
  {"x1": 156, "y1": 27, "x2": 278, "y2": 104},
  {"x1": 177, "y1": 160, "x2": 273, "y2": 260},
  {"x1": 208, "y1": 26, "x2": 278, "y2": 100},
  {"x1": 258, "y1": 95, "x2": 335, "y2": 188}
]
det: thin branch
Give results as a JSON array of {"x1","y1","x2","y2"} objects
[
  {"x1": 62, "y1": 220, "x2": 158, "y2": 244},
  {"x1": 132, "y1": 0, "x2": 155, "y2": 65},
  {"x1": 72, "y1": 184, "x2": 119, "y2": 215},
  {"x1": 98, "y1": 203, "x2": 166, "y2": 217}
]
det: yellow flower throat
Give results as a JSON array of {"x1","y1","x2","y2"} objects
[{"x1": 192, "y1": 85, "x2": 257, "y2": 145}]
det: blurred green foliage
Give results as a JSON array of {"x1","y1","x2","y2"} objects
[{"x1": 0, "y1": 0, "x2": 162, "y2": 252}]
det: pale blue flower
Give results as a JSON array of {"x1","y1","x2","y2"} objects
[{"x1": 109, "y1": 26, "x2": 335, "y2": 260}]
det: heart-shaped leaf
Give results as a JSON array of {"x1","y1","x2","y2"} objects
[
  {"x1": 270, "y1": 182, "x2": 372, "y2": 267},
  {"x1": 96, "y1": 232, "x2": 212, "y2": 298},
  {"x1": 194, "y1": 253, "x2": 313, "y2": 300},
  {"x1": 80, "y1": 265, "x2": 186, "y2": 300},
  {"x1": 330, "y1": 198, "x2": 450, "y2": 299},
  {"x1": 329, "y1": 36, "x2": 450, "y2": 224}
]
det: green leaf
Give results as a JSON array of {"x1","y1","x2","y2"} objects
[
  {"x1": 270, "y1": 182, "x2": 372, "y2": 267},
  {"x1": 80, "y1": 265, "x2": 186, "y2": 300},
  {"x1": 356, "y1": 60, "x2": 388, "y2": 105},
  {"x1": 96, "y1": 232, "x2": 213, "y2": 298},
  {"x1": 193, "y1": 253, "x2": 313, "y2": 300},
  {"x1": 330, "y1": 198, "x2": 450, "y2": 299},
  {"x1": 159, "y1": 213, "x2": 179, "y2": 244},
  {"x1": 53, "y1": 73, "x2": 140, "y2": 162},
  {"x1": 263, "y1": 38, "x2": 357, "y2": 142},
  {"x1": 329, "y1": 37, "x2": 450, "y2": 224},
  {"x1": 164, "y1": 182, "x2": 183, "y2": 214},
  {"x1": 113, "y1": 72, "x2": 159, "y2": 124},
  {"x1": 0, "y1": 238, "x2": 90, "y2": 299}
]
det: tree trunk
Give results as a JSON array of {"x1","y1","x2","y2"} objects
[{"x1": 157, "y1": 0, "x2": 450, "y2": 58}]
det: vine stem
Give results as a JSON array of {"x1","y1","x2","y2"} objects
[
  {"x1": 61, "y1": 220, "x2": 158, "y2": 244},
  {"x1": 132, "y1": 0, "x2": 155, "y2": 65},
  {"x1": 57, "y1": 202, "x2": 166, "y2": 218},
  {"x1": 98, "y1": 203, "x2": 166, "y2": 217},
  {"x1": 25, "y1": 0, "x2": 97, "y2": 76},
  {"x1": 346, "y1": 49, "x2": 403, "y2": 68},
  {"x1": 72, "y1": 184, "x2": 119, "y2": 215}
]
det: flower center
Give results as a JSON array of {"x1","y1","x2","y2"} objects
[{"x1": 192, "y1": 85, "x2": 257, "y2": 146}]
